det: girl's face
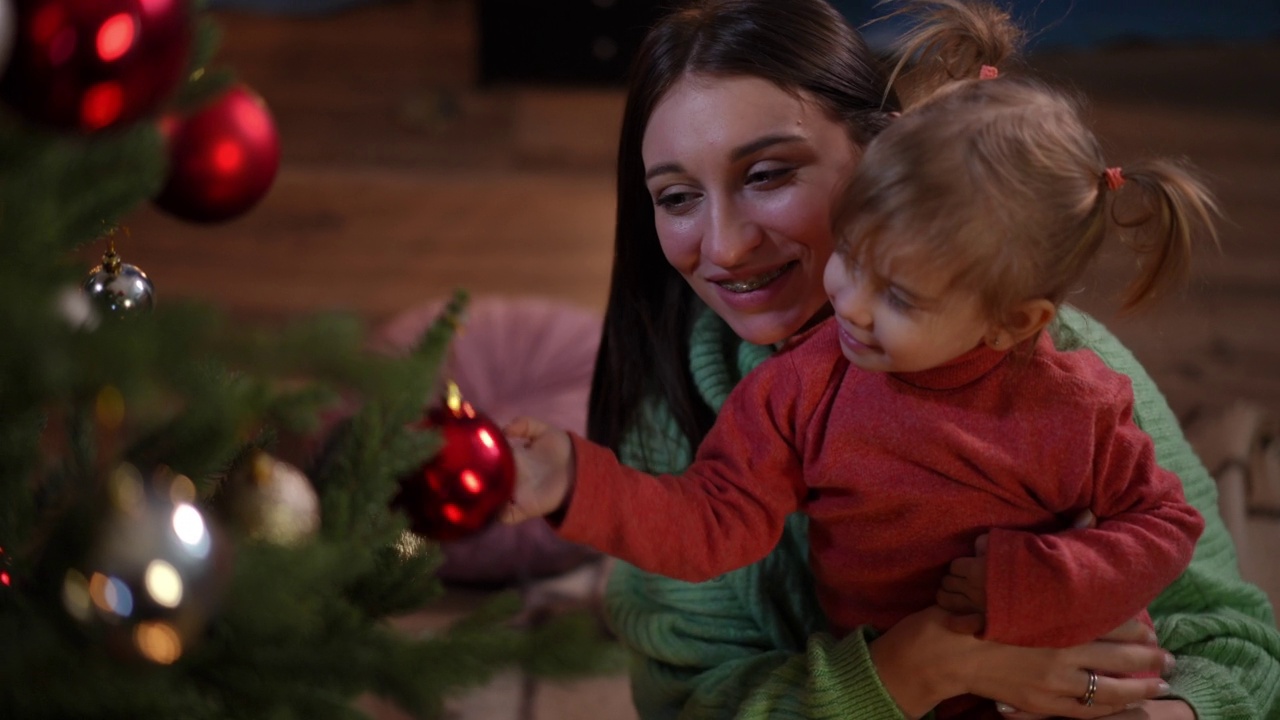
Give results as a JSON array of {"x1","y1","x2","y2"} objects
[
  {"x1": 822, "y1": 247, "x2": 994, "y2": 373},
  {"x1": 642, "y1": 74, "x2": 860, "y2": 346}
]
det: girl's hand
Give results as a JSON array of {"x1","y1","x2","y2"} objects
[
  {"x1": 937, "y1": 533, "x2": 989, "y2": 626},
  {"x1": 502, "y1": 416, "x2": 575, "y2": 523},
  {"x1": 870, "y1": 608, "x2": 1174, "y2": 720}
]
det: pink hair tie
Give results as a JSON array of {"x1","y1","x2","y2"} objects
[
  {"x1": 1103, "y1": 166, "x2": 1126, "y2": 191},
  {"x1": 979, "y1": 65, "x2": 999, "y2": 80}
]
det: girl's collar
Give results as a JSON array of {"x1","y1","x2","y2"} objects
[{"x1": 888, "y1": 341, "x2": 1012, "y2": 391}]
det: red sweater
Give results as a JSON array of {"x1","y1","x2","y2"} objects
[{"x1": 559, "y1": 318, "x2": 1203, "y2": 650}]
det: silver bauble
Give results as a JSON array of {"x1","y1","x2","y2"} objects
[
  {"x1": 82, "y1": 246, "x2": 155, "y2": 316},
  {"x1": 61, "y1": 465, "x2": 231, "y2": 664}
]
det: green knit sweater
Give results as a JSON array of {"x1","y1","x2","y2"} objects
[{"x1": 603, "y1": 304, "x2": 1280, "y2": 720}]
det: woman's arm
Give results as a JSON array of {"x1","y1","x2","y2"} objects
[
  {"x1": 607, "y1": 515, "x2": 1171, "y2": 720},
  {"x1": 1050, "y1": 306, "x2": 1280, "y2": 719}
]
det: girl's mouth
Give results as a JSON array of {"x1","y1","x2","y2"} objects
[{"x1": 716, "y1": 262, "x2": 796, "y2": 293}]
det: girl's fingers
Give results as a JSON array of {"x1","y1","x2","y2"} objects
[
  {"x1": 1078, "y1": 641, "x2": 1173, "y2": 677},
  {"x1": 1099, "y1": 617, "x2": 1159, "y2": 645}
]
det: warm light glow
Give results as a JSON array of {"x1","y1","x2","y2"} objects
[
  {"x1": 134, "y1": 621, "x2": 183, "y2": 664},
  {"x1": 477, "y1": 428, "x2": 496, "y2": 451},
  {"x1": 212, "y1": 139, "x2": 244, "y2": 174},
  {"x1": 108, "y1": 464, "x2": 145, "y2": 514},
  {"x1": 95, "y1": 385, "x2": 126, "y2": 430},
  {"x1": 89, "y1": 572, "x2": 134, "y2": 618},
  {"x1": 172, "y1": 503, "x2": 211, "y2": 559},
  {"x1": 81, "y1": 81, "x2": 125, "y2": 130},
  {"x1": 443, "y1": 504, "x2": 464, "y2": 523},
  {"x1": 62, "y1": 569, "x2": 91, "y2": 621},
  {"x1": 168, "y1": 474, "x2": 197, "y2": 505},
  {"x1": 144, "y1": 560, "x2": 183, "y2": 608},
  {"x1": 445, "y1": 382, "x2": 463, "y2": 413},
  {"x1": 95, "y1": 13, "x2": 136, "y2": 62},
  {"x1": 0, "y1": 572, "x2": 9, "y2": 586}
]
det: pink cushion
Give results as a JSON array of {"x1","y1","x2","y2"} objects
[{"x1": 374, "y1": 296, "x2": 602, "y2": 585}]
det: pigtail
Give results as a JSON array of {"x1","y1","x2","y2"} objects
[
  {"x1": 873, "y1": 0, "x2": 1024, "y2": 107},
  {"x1": 1103, "y1": 158, "x2": 1221, "y2": 312}
]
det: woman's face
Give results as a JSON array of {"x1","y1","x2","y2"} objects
[{"x1": 641, "y1": 73, "x2": 861, "y2": 346}]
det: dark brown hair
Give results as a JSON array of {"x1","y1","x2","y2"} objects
[{"x1": 586, "y1": 0, "x2": 900, "y2": 455}]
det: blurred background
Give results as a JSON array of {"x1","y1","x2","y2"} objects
[{"x1": 109, "y1": 0, "x2": 1280, "y2": 419}]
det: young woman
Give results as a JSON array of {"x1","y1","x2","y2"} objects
[{"x1": 560, "y1": 1, "x2": 1280, "y2": 718}]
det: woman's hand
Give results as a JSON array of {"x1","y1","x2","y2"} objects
[
  {"x1": 501, "y1": 416, "x2": 575, "y2": 523},
  {"x1": 869, "y1": 607, "x2": 1174, "y2": 720}
]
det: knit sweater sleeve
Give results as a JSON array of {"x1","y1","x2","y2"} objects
[
  {"x1": 984, "y1": 359, "x2": 1204, "y2": 647},
  {"x1": 556, "y1": 356, "x2": 808, "y2": 583},
  {"x1": 1052, "y1": 306, "x2": 1280, "y2": 718},
  {"x1": 603, "y1": 309, "x2": 908, "y2": 720}
]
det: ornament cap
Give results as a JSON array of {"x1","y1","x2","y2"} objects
[{"x1": 101, "y1": 244, "x2": 122, "y2": 275}]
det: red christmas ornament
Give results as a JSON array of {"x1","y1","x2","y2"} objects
[
  {"x1": 152, "y1": 84, "x2": 280, "y2": 223},
  {"x1": 0, "y1": 0, "x2": 191, "y2": 132},
  {"x1": 394, "y1": 384, "x2": 516, "y2": 542}
]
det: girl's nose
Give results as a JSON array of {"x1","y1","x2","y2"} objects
[{"x1": 833, "y1": 275, "x2": 874, "y2": 330}]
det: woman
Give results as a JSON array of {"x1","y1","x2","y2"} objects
[{"x1": 586, "y1": 1, "x2": 1280, "y2": 719}]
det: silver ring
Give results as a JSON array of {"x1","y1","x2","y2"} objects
[{"x1": 1080, "y1": 669, "x2": 1098, "y2": 707}]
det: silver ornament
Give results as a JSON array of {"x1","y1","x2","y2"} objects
[
  {"x1": 82, "y1": 245, "x2": 155, "y2": 316},
  {"x1": 61, "y1": 465, "x2": 230, "y2": 664}
]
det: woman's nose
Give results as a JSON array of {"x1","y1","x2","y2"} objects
[{"x1": 703, "y1": 201, "x2": 762, "y2": 268}]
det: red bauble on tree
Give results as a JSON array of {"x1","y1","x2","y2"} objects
[
  {"x1": 394, "y1": 384, "x2": 516, "y2": 542},
  {"x1": 152, "y1": 84, "x2": 279, "y2": 223},
  {"x1": 0, "y1": 0, "x2": 191, "y2": 132}
]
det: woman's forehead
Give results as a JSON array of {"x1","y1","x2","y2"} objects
[{"x1": 642, "y1": 74, "x2": 843, "y2": 161}]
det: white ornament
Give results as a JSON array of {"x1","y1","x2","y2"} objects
[{"x1": 56, "y1": 285, "x2": 101, "y2": 331}]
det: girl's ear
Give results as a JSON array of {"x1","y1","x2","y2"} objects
[{"x1": 985, "y1": 299, "x2": 1057, "y2": 349}]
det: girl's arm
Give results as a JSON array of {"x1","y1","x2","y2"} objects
[{"x1": 1029, "y1": 306, "x2": 1280, "y2": 718}]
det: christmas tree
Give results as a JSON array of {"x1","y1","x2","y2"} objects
[{"x1": 0, "y1": 1, "x2": 615, "y2": 717}]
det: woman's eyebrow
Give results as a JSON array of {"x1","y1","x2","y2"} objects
[
  {"x1": 645, "y1": 162, "x2": 682, "y2": 181},
  {"x1": 731, "y1": 133, "x2": 804, "y2": 162},
  {"x1": 644, "y1": 133, "x2": 805, "y2": 181}
]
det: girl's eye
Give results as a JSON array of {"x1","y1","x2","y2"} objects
[{"x1": 885, "y1": 288, "x2": 917, "y2": 311}]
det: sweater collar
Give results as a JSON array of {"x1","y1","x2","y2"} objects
[{"x1": 889, "y1": 341, "x2": 1011, "y2": 391}]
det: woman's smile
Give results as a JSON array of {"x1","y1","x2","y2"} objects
[{"x1": 713, "y1": 261, "x2": 797, "y2": 293}]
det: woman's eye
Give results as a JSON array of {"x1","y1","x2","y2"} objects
[{"x1": 654, "y1": 190, "x2": 697, "y2": 212}]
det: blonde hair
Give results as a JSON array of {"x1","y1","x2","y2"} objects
[{"x1": 839, "y1": 0, "x2": 1220, "y2": 330}]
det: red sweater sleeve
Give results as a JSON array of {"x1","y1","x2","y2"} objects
[
  {"x1": 984, "y1": 368, "x2": 1205, "y2": 647},
  {"x1": 555, "y1": 355, "x2": 810, "y2": 582}
]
